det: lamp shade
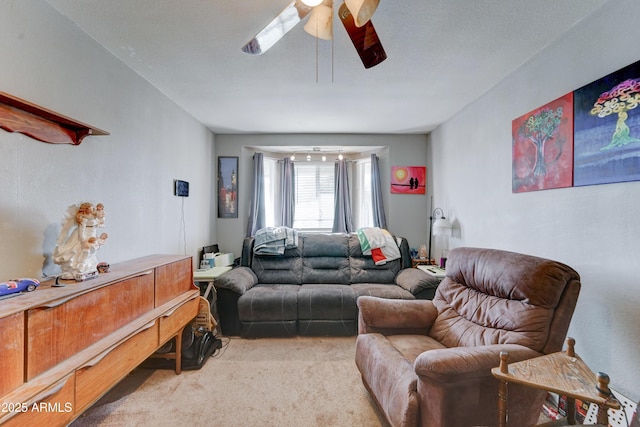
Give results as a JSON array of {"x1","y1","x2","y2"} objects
[
  {"x1": 345, "y1": 0, "x2": 380, "y2": 27},
  {"x1": 433, "y1": 217, "x2": 453, "y2": 236},
  {"x1": 301, "y1": 0, "x2": 323, "y2": 6},
  {"x1": 303, "y1": 4, "x2": 333, "y2": 40}
]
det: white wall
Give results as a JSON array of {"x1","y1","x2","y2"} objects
[
  {"x1": 215, "y1": 134, "x2": 429, "y2": 257},
  {"x1": 0, "y1": 0, "x2": 215, "y2": 278},
  {"x1": 430, "y1": 0, "x2": 639, "y2": 398}
]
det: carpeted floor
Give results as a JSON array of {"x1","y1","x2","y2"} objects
[{"x1": 71, "y1": 336, "x2": 388, "y2": 427}]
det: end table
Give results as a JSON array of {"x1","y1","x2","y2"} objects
[
  {"x1": 491, "y1": 337, "x2": 620, "y2": 427},
  {"x1": 193, "y1": 266, "x2": 233, "y2": 334},
  {"x1": 416, "y1": 264, "x2": 446, "y2": 280},
  {"x1": 411, "y1": 258, "x2": 434, "y2": 268}
]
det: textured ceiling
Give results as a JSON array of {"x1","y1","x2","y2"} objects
[{"x1": 45, "y1": 0, "x2": 608, "y2": 134}]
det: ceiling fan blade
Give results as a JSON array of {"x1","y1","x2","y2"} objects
[
  {"x1": 338, "y1": 3, "x2": 386, "y2": 69},
  {"x1": 241, "y1": 1, "x2": 313, "y2": 55}
]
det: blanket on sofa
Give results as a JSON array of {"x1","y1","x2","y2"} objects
[
  {"x1": 356, "y1": 227, "x2": 401, "y2": 265},
  {"x1": 254, "y1": 227, "x2": 299, "y2": 255}
]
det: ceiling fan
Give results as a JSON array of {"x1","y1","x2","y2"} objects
[{"x1": 241, "y1": 0, "x2": 386, "y2": 69}]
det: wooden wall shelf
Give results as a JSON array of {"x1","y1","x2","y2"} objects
[{"x1": 0, "y1": 92, "x2": 109, "y2": 145}]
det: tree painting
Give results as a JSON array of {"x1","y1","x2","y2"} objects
[
  {"x1": 590, "y1": 78, "x2": 640, "y2": 150},
  {"x1": 574, "y1": 59, "x2": 640, "y2": 186},
  {"x1": 512, "y1": 93, "x2": 573, "y2": 193},
  {"x1": 523, "y1": 107, "x2": 563, "y2": 176}
]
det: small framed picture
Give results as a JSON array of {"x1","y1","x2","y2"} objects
[
  {"x1": 218, "y1": 156, "x2": 238, "y2": 218},
  {"x1": 391, "y1": 166, "x2": 426, "y2": 194}
]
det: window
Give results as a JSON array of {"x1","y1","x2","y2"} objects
[
  {"x1": 293, "y1": 162, "x2": 334, "y2": 231},
  {"x1": 261, "y1": 152, "x2": 377, "y2": 232},
  {"x1": 353, "y1": 157, "x2": 373, "y2": 229}
]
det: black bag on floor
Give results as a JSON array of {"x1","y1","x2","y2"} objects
[
  {"x1": 181, "y1": 330, "x2": 219, "y2": 370},
  {"x1": 143, "y1": 327, "x2": 220, "y2": 371}
]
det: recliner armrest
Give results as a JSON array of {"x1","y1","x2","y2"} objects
[
  {"x1": 357, "y1": 296, "x2": 437, "y2": 335},
  {"x1": 213, "y1": 266, "x2": 258, "y2": 295},
  {"x1": 414, "y1": 343, "x2": 542, "y2": 383}
]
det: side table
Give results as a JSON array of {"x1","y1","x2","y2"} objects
[
  {"x1": 411, "y1": 258, "x2": 435, "y2": 268},
  {"x1": 491, "y1": 337, "x2": 620, "y2": 427},
  {"x1": 416, "y1": 264, "x2": 446, "y2": 281},
  {"x1": 193, "y1": 266, "x2": 232, "y2": 334}
]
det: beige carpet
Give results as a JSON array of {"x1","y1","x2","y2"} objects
[{"x1": 71, "y1": 336, "x2": 388, "y2": 427}]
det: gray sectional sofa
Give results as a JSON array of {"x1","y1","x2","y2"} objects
[{"x1": 215, "y1": 232, "x2": 439, "y2": 338}]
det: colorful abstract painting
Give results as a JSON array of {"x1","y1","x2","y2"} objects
[
  {"x1": 391, "y1": 166, "x2": 426, "y2": 194},
  {"x1": 512, "y1": 93, "x2": 574, "y2": 193},
  {"x1": 573, "y1": 59, "x2": 640, "y2": 186}
]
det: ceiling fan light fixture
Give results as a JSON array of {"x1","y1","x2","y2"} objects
[
  {"x1": 301, "y1": 0, "x2": 323, "y2": 6},
  {"x1": 345, "y1": 0, "x2": 380, "y2": 27},
  {"x1": 303, "y1": 4, "x2": 333, "y2": 40}
]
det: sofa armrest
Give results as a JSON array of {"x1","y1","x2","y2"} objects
[
  {"x1": 214, "y1": 266, "x2": 258, "y2": 295},
  {"x1": 357, "y1": 296, "x2": 438, "y2": 335},
  {"x1": 414, "y1": 344, "x2": 542, "y2": 383},
  {"x1": 395, "y1": 268, "x2": 440, "y2": 295}
]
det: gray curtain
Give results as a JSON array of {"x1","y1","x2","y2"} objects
[
  {"x1": 246, "y1": 153, "x2": 265, "y2": 237},
  {"x1": 332, "y1": 159, "x2": 353, "y2": 233},
  {"x1": 280, "y1": 157, "x2": 295, "y2": 227},
  {"x1": 370, "y1": 154, "x2": 387, "y2": 229}
]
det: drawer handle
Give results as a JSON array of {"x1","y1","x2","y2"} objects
[
  {"x1": 37, "y1": 294, "x2": 80, "y2": 308},
  {"x1": 136, "y1": 269, "x2": 154, "y2": 277},
  {"x1": 161, "y1": 295, "x2": 197, "y2": 318},
  {"x1": 25, "y1": 374, "x2": 73, "y2": 405},
  {"x1": 79, "y1": 320, "x2": 157, "y2": 368},
  {"x1": 141, "y1": 319, "x2": 157, "y2": 330},
  {"x1": 162, "y1": 304, "x2": 182, "y2": 317}
]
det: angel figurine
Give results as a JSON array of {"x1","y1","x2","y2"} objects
[{"x1": 53, "y1": 202, "x2": 108, "y2": 280}]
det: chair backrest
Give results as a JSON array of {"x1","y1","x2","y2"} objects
[{"x1": 429, "y1": 247, "x2": 581, "y2": 354}]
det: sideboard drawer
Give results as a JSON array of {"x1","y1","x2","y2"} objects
[
  {"x1": 159, "y1": 295, "x2": 199, "y2": 345},
  {"x1": 75, "y1": 320, "x2": 159, "y2": 412},
  {"x1": 155, "y1": 258, "x2": 193, "y2": 307},
  {"x1": 0, "y1": 312, "x2": 24, "y2": 397},
  {"x1": 26, "y1": 273, "x2": 155, "y2": 379},
  {"x1": 2, "y1": 373, "x2": 75, "y2": 427}
]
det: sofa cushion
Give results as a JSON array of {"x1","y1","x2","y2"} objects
[
  {"x1": 301, "y1": 234, "x2": 350, "y2": 284},
  {"x1": 351, "y1": 283, "x2": 414, "y2": 300},
  {"x1": 251, "y1": 245, "x2": 303, "y2": 284},
  {"x1": 237, "y1": 284, "x2": 300, "y2": 321},
  {"x1": 387, "y1": 334, "x2": 447, "y2": 364},
  {"x1": 301, "y1": 233, "x2": 349, "y2": 257},
  {"x1": 297, "y1": 284, "x2": 357, "y2": 320},
  {"x1": 348, "y1": 234, "x2": 401, "y2": 284}
]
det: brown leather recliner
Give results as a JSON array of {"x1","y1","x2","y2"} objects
[{"x1": 355, "y1": 247, "x2": 581, "y2": 427}]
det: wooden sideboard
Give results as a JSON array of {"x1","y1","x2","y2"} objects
[{"x1": 0, "y1": 254, "x2": 198, "y2": 426}]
